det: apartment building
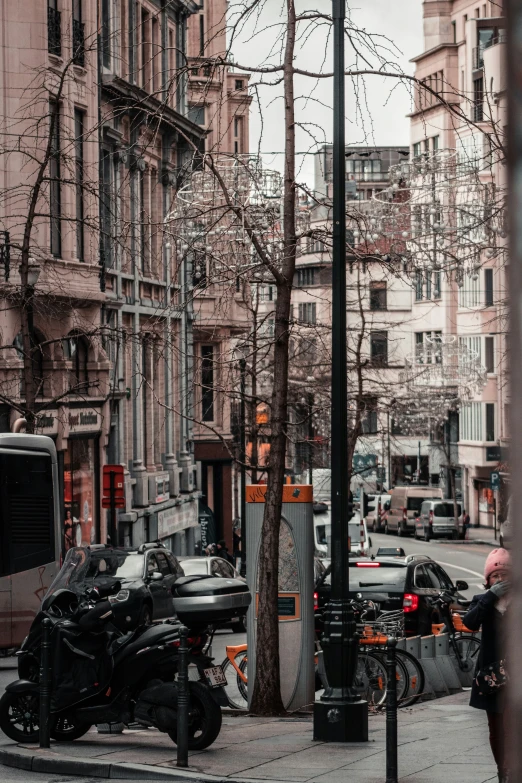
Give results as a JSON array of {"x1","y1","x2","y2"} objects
[
  {"x1": 409, "y1": 0, "x2": 507, "y2": 526},
  {"x1": 0, "y1": 0, "x2": 248, "y2": 553}
]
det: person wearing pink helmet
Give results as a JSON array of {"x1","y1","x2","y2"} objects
[{"x1": 463, "y1": 548, "x2": 511, "y2": 783}]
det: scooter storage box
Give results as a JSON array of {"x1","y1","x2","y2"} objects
[{"x1": 172, "y1": 576, "x2": 251, "y2": 626}]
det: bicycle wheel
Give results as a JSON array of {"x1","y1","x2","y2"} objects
[
  {"x1": 395, "y1": 648, "x2": 425, "y2": 707},
  {"x1": 221, "y1": 652, "x2": 248, "y2": 709},
  {"x1": 355, "y1": 651, "x2": 388, "y2": 706},
  {"x1": 369, "y1": 650, "x2": 410, "y2": 706},
  {"x1": 452, "y1": 634, "x2": 481, "y2": 673}
]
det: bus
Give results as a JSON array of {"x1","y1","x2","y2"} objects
[{"x1": 0, "y1": 434, "x2": 61, "y2": 649}]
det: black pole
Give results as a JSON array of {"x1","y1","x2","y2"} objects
[
  {"x1": 109, "y1": 469, "x2": 117, "y2": 545},
  {"x1": 239, "y1": 358, "x2": 247, "y2": 577},
  {"x1": 177, "y1": 625, "x2": 189, "y2": 767},
  {"x1": 385, "y1": 637, "x2": 398, "y2": 783},
  {"x1": 313, "y1": 0, "x2": 368, "y2": 742},
  {"x1": 39, "y1": 617, "x2": 52, "y2": 749}
]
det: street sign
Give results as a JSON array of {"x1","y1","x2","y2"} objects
[{"x1": 490, "y1": 471, "x2": 500, "y2": 491}]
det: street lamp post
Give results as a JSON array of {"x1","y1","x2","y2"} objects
[{"x1": 313, "y1": 0, "x2": 368, "y2": 742}]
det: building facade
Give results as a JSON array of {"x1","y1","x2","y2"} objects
[{"x1": 409, "y1": 0, "x2": 507, "y2": 525}]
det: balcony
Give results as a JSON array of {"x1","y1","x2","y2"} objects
[
  {"x1": 47, "y1": 6, "x2": 61, "y2": 57},
  {"x1": 72, "y1": 19, "x2": 85, "y2": 67},
  {"x1": 472, "y1": 47, "x2": 484, "y2": 70}
]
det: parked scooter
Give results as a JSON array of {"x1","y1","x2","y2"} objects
[{"x1": 0, "y1": 563, "x2": 249, "y2": 749}]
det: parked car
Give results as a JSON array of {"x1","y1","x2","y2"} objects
[
  {"x1": 385, "y1": 486, "x2": 443, "y2": 536},
  {"x1": 367, "y1": 493, "x2": 391, "y2": 533},
  {"x1": 315, "y1": 553, "x2": 468, "y2": 637},
  {"x1": 178, "y1": 556, "x2": 246, "y2": 632},
  {"x1": 414, "y1": 500, "x2": 463, "y2": 541},
  {"x1": 59, "y1": 542, "x2": 184, "y2": 630}
]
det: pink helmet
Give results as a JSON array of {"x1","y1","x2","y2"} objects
[{"x1": 484, "y1": 548, "x2": 511, "y2": 582}]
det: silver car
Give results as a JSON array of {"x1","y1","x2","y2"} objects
[{"x1": 414, "y1": 500, "x2": 462, "y2": 541}]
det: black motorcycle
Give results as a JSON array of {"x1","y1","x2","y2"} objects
[{"x1": 0, "y1": 552, "x2": 250, "y2": 750}]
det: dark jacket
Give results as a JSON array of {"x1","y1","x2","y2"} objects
[{"x1": 463, "y1": 589, "x2": 506, "y2": 713}]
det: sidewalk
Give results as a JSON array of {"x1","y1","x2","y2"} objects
[
  {"x1": 444, "y1": 527, "x2": 499, "y2": 547},
  {"x1": 0, "y1": 691, "x2": 498, "y2": 782}
]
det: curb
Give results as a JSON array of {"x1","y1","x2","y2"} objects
[
  {"x1": 0, "y1": 747, "x2": 227, "y2": 782},
  {"x1": 437, "y1": 539, "x2": 497, "y2": 546},
  {"x1": 0, "y1": 746, "x2": 307, "y2": 783}
]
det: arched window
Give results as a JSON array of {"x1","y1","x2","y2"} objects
[{"x1": 63, "y1": 333, "x2": 89, "y2": 391}]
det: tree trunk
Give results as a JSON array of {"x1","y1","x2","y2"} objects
[{"x1": 250, "y1": 0, "x2": 296, "y2": 716}]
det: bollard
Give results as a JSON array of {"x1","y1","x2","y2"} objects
[
  {"x1": 176, "y1": 625, "x2": 189, "y2": 768},
  {"x1": 385, "y1": 637, "x2": 398, "y2": 783},
  {"x1": 39, "y1": 618, "x2": 52, "y2": 749}
]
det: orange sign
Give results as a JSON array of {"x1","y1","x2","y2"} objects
[{"x1": 246, "y1": 484, "x2": 313, "y2": 503}]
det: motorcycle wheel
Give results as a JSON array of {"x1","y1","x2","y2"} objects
[
  {"x1": 168, "y1": 681, "x2": 222, "y2": 751},
  {"x1": 51, "y1": 716, "x2": 92, "y2": 741},
  {"x1": 0, "y1": 690, "x2": 40, "y2": 743}
]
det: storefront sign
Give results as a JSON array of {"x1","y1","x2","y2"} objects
[
  {"x1": 158, "y1": 500, "x2": 198, "y2": 539},
  {"x1": 35, "y1": 409, "x2": 59, "y2": 436},
  {"x1": 198, "y1": 502, "x2": 217, "y2": 549},
  {"x1": 68, "y1": 409, "x2": 101, "y2": 433}
]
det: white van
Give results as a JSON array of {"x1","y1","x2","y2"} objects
[
  {"x1": 367, "y1": 493, "x2": 391, "y2": 533},
  {"x1": 314, "y1": 509, "x2": 372, "y2": 558},
  {"x1": 386, "y1": 486, "x2": 443, "y2": 536}
]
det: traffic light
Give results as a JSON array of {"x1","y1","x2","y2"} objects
[{"x1": 347, "y1": 490, "x2": 354, "y2": 520}]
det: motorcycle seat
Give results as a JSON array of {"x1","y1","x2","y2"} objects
[{"x1": 114, "y1": 623, "x2": 180, "y2": 662}]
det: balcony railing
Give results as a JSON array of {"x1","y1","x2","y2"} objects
[
  {"x1": 72, "y1": 19, "x2": 85, "y2": 66},
  {"x1": 473, "y1": 34, "x2": 507, "y2": 70},
  {"x1": 47, "y1": 7, "x2": 61, "y2": 57},
  {"x1": 473, "y1": 102, "x2": 484, "y2": 122}
]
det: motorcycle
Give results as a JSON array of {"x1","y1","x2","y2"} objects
[{"x1": 0, "y1": 563, "x2": 248, "y2": 750}]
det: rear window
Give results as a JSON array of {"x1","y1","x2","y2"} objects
[
  {"x1": 316, "y1": 523, "x2": 361, "y2": 546},
  {"x1": 322, "y1": 563, "x2": 407, "y2": 590},
  {"x1": 434, "y1": 503, "x2": 461, "y2": 518},
  {"x1": 180, "y1": 560, "x2": 209, "y2": 575},
  {"x1": 73, "y1": 552, "x2": 145, "y2": 580},
  {"x1": 407, "y1": 497, "x2": 426, "y2": 512}
]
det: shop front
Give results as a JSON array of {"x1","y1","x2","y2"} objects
[{"x1": 35, "y1": 405, "x2": 106, "y2": 552}]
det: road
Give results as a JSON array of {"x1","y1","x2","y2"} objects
[{"x1": 0, "y1": 536, "x2": 492, "y2": 781}]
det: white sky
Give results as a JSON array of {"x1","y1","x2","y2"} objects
[{"x1": 229, "y1": 0, "x2": 424, "y2": 187}]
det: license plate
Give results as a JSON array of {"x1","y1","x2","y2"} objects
[{"x1": 203, "y1": 665, "x2": 228, "y2": 688}]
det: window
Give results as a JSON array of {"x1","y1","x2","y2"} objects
[
  {"x1": 72, "y1": 0, "x2": 85, "y2": 66},
  {"x1": 459, "y1": 273, "x2": 481, "y2": 308},
  {"x1": 141, "y1": 8, "x2": 149, "y2": 88},
  {"x1": 432, "y1": 135, "x2": 439, "y2": 151},
  {"x1": 201, "y1": 345, "x2": 214, "y2": 422},
  {"x1": 369, "y1": 281, "x2": 387, "y2": 310},
  {"x1": 425, "y1": 271, "x2": 432, "y2": 299},
  {"x1": 415, "y1": 270, "x2": 423, "y2": 301},
  {"x1": 460, "y1": 402, "x2": 483, "y2": 441},
  {"x1": 485, "y1": 336, "x2": 494, "y2": 373},
  {"x1": 298, "y1": 302, "x2": 316, "y2": 324},
  {"x1": 413, "y1": 142, "x2": 421, "y2": 158},
  {"x1": 100, "y1": 149, "x2": 112, "y2": 268},
  {"x1": 452, "y1": 20, "x2": 456, "y2": 43},
  {"x1": 199, "y1": 13, "x2": 204, "y2": 56},
  {"x1": 370, "y1": 331, "x2": 388, "y2": 366},
  {"x1": 235, "y1": 79, "x2": 244, "y2": 90},
  {"x1": 473, "y1": 78, "x2": 484, "y2": 121},
  {"x1": 65, "y1": 334, "x2": 89, "y2": 390},
  {"x1": 361, "y1": 398, "x2": 378, "y2": 434},
  {"x1": 188, "y1": 105, "x2": 205, "y2": 125},
  {"x1": 296, "y1": 268, "x2": 315, "y2": 287},
  {"x1": 49, "y1": 101, "x2": 61, "y2": 257},
  {"x1": 434, "y1": 271, "x2": 441, "y2": 299},
  {"x1": 485, "y1": 268, "x2": 494, "y2": 306},
  {"x1": 47, "y1": 0, "x2": 61, "y2": 56},
  {"x1": 234, "y1": 116, "x2": 243, "y2": 154},
  {"x1": 485, "y1": 403, "x2": 495, "y2": 441},
  {"x1": 101, "y1": 0, "x2": 110, "y2": 67},
  {"x1": 74, "y1": 109, "x2": 84, "y2": 261}
]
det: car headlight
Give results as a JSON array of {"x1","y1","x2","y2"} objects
[{"x1": 109, "y1": 589, "x2": 130, "y2": 603}]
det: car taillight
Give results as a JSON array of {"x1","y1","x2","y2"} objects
[
  {"x1": 402, "y1": 507, "x2": 407, "y2": 521},
  {"x1": 356, "y1": 562, "x2": 380, "y2": 567},
  {"x1": 403, "y1": 593, "x2": 419, "y2": 613},
  {"x1": 167, "y1": 635, "x2": 203, "y2": 649},
  {"x1": 314, "y1": 592, "x2": 319, "y2": 609},
  {"x1": 429, "y1": 510, "x2": 434, "y2": 526}
]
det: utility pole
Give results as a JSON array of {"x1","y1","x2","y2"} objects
[{"x1": 313, "y1": 0, "x2": 368, "y2": 742}]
